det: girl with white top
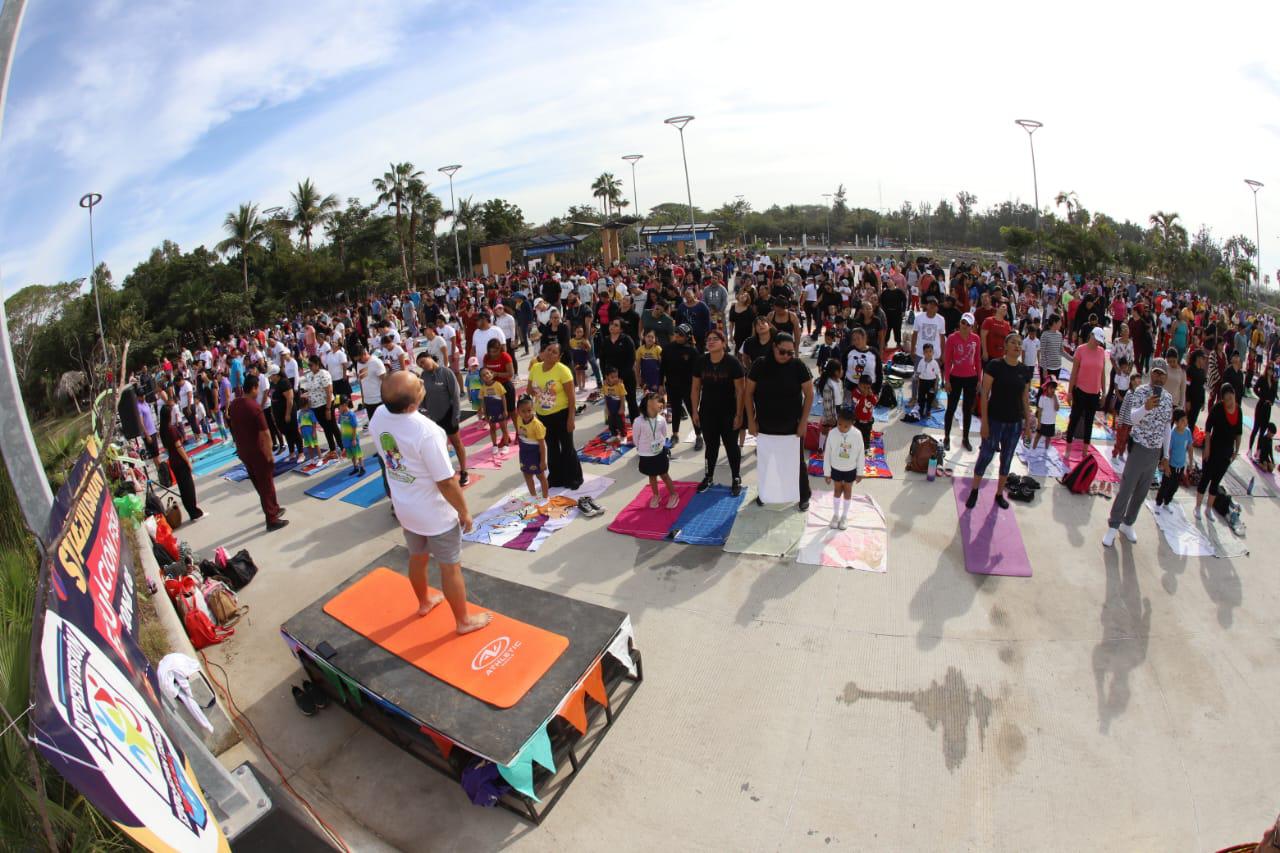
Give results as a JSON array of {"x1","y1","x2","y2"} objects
[
  {"x1": 822, "y1": 406, "x2": 865, "y2": 529},
  {"x1": 634, "y1": 392, "x2": 678, "y2": 509}
]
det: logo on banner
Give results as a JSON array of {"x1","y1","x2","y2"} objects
[{"x1": 471, "y1": 635, "x2": 522, "y2": 675}]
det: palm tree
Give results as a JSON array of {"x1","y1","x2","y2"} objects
[
  {"x1": 373, "y1": 162, "x2": 424, "y2": 286},
  {"x1": 1054, "y1": 191, "x2": 1079, "y2": 225},
  {"x1": 457, "y1": 196, "x2": 482, "y2": 271},
  {"x1": 289, "y1": 178, "x2": 339, "y2": 251},
  {"x1": 591, "y1": 173, "x2": 623, "y2": 218},
  {"x1": 404, "y1": 177, "x2": 428, "y2": 286},
  {"x1": 415, "y1": 190, "x2": 445, "y2": 280},
  {"x1": 215, "y1": 203, "x2": 269, "y2": 292},
  {"x1": 1147, "y1": 210, "x2": 1184, "y2": 284}
]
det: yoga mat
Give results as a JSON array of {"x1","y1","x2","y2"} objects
[
  {"x1": 756, "y1": 434, "x2": 801, "y2": 504},
  {"x1": 467, "y1": 443, "x2": 515, "y2": 470},
  {"x1": 463, "y1": 476, "x2": 613, "y2": 551},
  {"x1": 807, "y1": 431, "x2": 892, "y2": 478},
  {"x1": 723, "y1": 499, "x2": 807, "y2": 557},
  {"x1": 458, "y1": 419, "x2": 491, "y2": 446},
  {"x1": 670, "y1": 485, "x2": 747, "y2": 545},
  {"x1": 323, "y1": 567, "x2": 568, "y2": 709},
  {"x1": 578, "y1": 428, "x2": 634, "y2": 465},
  {"x1": 1249, "y1": 457, "x2": 1280, "y2": 497},
  {"x1": 223, "y1": 452, "x2": 299, "y2": 482},
  {"x1": 1051, "y1": 437, "x2": 1120, "y2": 484},
  {"x1": 185, "y1": 437, "x2": 224, "y2": 457},
  {"x1": 1145, "y1": 499, "x2": 1248, "y2": 558},
  {"x1": 607, "y1": 481, "x2": 699, "y2": 540},
  {"x1": 796, "y1": 492, "x2": 887, "y2": 572},
  {"x1": 305, "y1": 466, "x2": 376, "y2": 500},
  {"x1": 952, "y1": 478, "x2": 1032, "y2": 577},
  {"x1": 295, "y1": 455, "x2": 344, "y2": 476},
  {"x1": 340, "y1": 475, "x2": 388, "y2": 507},
  {"x1": 190, "y1": 443, "x2": 240, "y2": 476},
  {"x1": 1226, "y1": 456, "x2": 1280, "y2": 498}
]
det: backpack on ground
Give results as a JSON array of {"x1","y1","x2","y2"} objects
[
  {"x1": 1212, "y1": 490, "x2": 1234, "y2": 518},
  {"x1": 877, "y1": 384, "x2": 897, "y2": 409},
  {"x1": 906, "y1": 434, "x2": 939, "y2": 474},
  {"x1": 222, "y1": 549, "x2": 259, "y2": 591},
  {"x1": 202, "y1": 578, "x2": 245, "y2": 627},
  {"x1": 184, "y1": 606, "x2": 234, "y2": 649},
  {"x1": 1060, "y1": 454, "x2": 1099, "y2": 494},
  {"x1": 804, "y1": 421, "x2": 822, "y2": 452}
]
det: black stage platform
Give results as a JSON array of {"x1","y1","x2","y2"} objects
[{"x1": 280, "y1": 546, "x2": 642, "y2": 822}]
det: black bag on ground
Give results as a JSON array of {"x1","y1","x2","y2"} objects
[
  {"x1": 222, "y1": 549, "x2": 259, "y2": 590},
  {"x1": 1212, "y1": 491, "x2": 1234, "y2": 517},
  {"x1": 144, "y1": 488, "x2": 165, "y2": 519},
  {"x1": 877, "y1": 384, "x2": 898, "y2": 409},
  {"x1": 152, "y1": 540, "x2": 176, "y2": 568}
]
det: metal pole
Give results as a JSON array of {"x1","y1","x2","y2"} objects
[
  {"x1": 1245, "y1": 180, "x2": 1264, "y2": 299},
  {"x1": 822, "y1": 193, "x2": 832, "y2": 248},
  {"x1": 439, "y1": 165, "x2": 463, "y2": 281},
  {"x1": 79, "y1": 193, "x2": 106, "y2": 352},
  {"x1": 623, "y1": 154, "x2": 643, "y2": 249},
  {"x1": 1016, "y1": 119, "x2": 1043, "y2": 269},
  {"x1": 666, "y1": 116, "x2": 697, "y2": 258}
]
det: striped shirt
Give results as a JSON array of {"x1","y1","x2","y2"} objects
[{"x1": 1038, "y1": 330, "x2": 1064, "y2": 370}]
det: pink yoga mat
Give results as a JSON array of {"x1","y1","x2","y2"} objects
[
  {"x1": 1051, "y1": 437, "x2": 1119, "y2": 484},
  {"x1": 952, "y1": 478, "x2": 1032, "y2": 577},
  {"x1": 458, "y1": 419, "x2": 491, "y2": 446},
  {"x1": 606, "y1": 481, "x2": 699, "y2": 540},
  {"x1": 466, "y1": 443, "x2": 514, "y2": 470}
]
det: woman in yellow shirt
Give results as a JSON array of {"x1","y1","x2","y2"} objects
[{"x1": 525, "y1": 341, "x2": 582, "y2": 489}]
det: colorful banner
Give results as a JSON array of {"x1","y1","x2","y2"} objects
[{"x1": 29, "y1": 439, "x2": 228, "y2": 852}]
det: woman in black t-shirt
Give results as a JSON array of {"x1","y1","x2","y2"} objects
[
  {"x1": 728, "y1": 290, "x2": 756, "y2": 349},
  {"x1": 739, "y1": 314, "x2": 775, "y2": 370},
  {"x1": 1194, "y1": 385, "x2": 1243, "y2": 517},
  {"x1": 964, "y1": 332, "x2": 1033, "y2": 510},
  {"x1": 1185, "y1": 349, "x2": 1207, "y2": 429},
  {"x1": 691, "y1": 330, "x2": 746, "y2": 495}
]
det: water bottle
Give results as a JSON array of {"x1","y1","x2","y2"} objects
[
  {"x1": 927, "y1": 453, "x2": 937, "y2": 482},
  {"x1": 1247, "y1": 476, "x2": 1255, "y2": 496}
]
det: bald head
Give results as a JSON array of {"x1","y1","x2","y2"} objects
[{"x1": 382, "y1": 370, "x2": 422, "y2": 413}]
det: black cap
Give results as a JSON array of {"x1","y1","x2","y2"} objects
[{"x1": 675, "y1": 324, "x2": 693, "y2": 337}]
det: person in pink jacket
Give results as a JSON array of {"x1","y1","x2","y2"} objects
[{"x1": 943, "y1": 312, "x2": 983, "y2": 451}]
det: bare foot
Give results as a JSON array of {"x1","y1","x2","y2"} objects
[
  {"x1": 416, "y1": 592, "x2": 445, "y2": 616},
  {"x1": 456, "y1": 611, "x2": 493, "y2": 635}
]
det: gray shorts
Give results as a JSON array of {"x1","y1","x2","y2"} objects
[{"x1": 403, "y1": 523, "x2": 462, "y2": 565}]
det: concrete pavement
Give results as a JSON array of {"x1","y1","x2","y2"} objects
[{"x1": 183, "y1": 380, "x2": 1280, "y2": 852}]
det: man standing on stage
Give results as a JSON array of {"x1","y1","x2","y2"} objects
[
  {"x1": 228, "y1": 374, "x2": 289, "y2": 532},
  {"x1": 371, "y1": 371, "x2": 491, "y2": 634}
]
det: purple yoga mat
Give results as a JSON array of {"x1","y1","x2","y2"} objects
[{"x1": 951, "y1": 478, "x2": 1032, "y2": 577}]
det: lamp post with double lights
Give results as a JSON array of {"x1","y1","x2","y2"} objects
[
  {"x1": 622, "y1": 153, "x2": 643, "y2": 249},
  {"x1": 1245, "y1": 179, "x2": 1264, "y2": 299},
  {"x1": 438, "y1": 164, "x2": 463, "y2": 280},
  {"x1": 1014, "y1": 119, "x2": 1043, "y2": 266},
  {"x1": 664, "y1": 115, "x2": 698, "y2": 257}
]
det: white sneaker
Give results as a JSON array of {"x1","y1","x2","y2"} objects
[
  {"x1": 837, "y1": 516, "x2": 848, "y2": 530},
  {"x1": 1102, "y1": 528, "x2": 1117, "y2": 548},
  {"x1": 1193, "y1": 504, "x2": 1202, "y2": 519},
  {"x1": 828, "y1": 517, "x2": 839, "y2": 529},
  {"x1": 1119, "y1": 523, "x2": 1137, "y2": 543}
]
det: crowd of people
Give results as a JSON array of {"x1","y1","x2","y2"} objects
[{"x1": 129, "y1": 245, "x2": 1279, "y2": 565}]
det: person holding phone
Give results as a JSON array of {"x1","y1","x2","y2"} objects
[{"x1": 1103, "y1": 358, "x2": 1174, "y2": 547}]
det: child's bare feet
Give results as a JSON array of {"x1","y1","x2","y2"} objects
[
  {"x1": 456, "y1": 611, "x2": 493, "y2": 635},
  {"x1": 417, "y1": 592, "x2": 445, "y2": 616}
]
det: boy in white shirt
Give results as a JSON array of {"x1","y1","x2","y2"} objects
[
  {"x1": 1021, "y1": 326, "x2": 1041, "y2": 368},
  {"x1": 915, "y1": 343, "x2": 941, "y2": 415}
]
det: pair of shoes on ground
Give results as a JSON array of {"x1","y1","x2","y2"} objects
[
  {"x1": 753, "y1": 495, "x2": 808, "y2": 511},
  {"x1": 827, "y1": 515, "x2": 848, "y2": 530},
  {"x1": 697, "y1": 475, "x2": 742, "y2": 497},
  {"x1": 1101, "y1": 524, "x2": 1139, "y2": 547},
  {"x1": 291, "y1": 680, "x2": 329, "y2": 716},
  {"x1": 648, "y1": 491, "x2": 682, "y2": 509},
  {"x1": 1006, "y1": 474, "x2": 1039, "y2": 503},
  {"x1": 576, "y1": 496, "x2": 604, "y2": 517},
  {"x1": 965, "y1": 488, "x2": 1010, "y2": 510}
]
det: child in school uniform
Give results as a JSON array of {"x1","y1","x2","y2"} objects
[
  {"x1": 1021, "y1": 325, "x2": 1041, "y2": 370},
  {"x1": 297, "y1": 406, "x2": 320, "y2": 464},
  {"x1": 816, "y1": 358, "x2": 844, "y2": 450},
  {"x1": 915, "y1": 342, "x2": 941, "y2": 415},
  {"x1": 636, "y1": 330, "x2": 663, "y2": 394},
  {"x1": 515, "y1": 395, "x2": 549, "y2": 499},
  {"x1": 602, "y1": 366, "x2": 628, "y2": 446},
  {"x1": 850, "y1": 373, "x2": 876, "y2": 452},
  {"x1": 822, "y1": 405, "x2": 865, "y2": 530},
  {"x1": 1155, "y1": 408, "x2": 1192, "y2": 510},
  {"x1": 634, "y1": 392, "x2": 678, "y2": 509},
  {"x1": 570, "y1": 326, "x2": 592, "y2": 390},
  {"x1": 336, "y1": 396, "x2": 365, "y2": 475},
  {"x1": 480, "y1": 368, "x2": 512, "y2": 447},
  {"x1": 1031, "y1": 378, "x2": 1058, "y2": 453}
]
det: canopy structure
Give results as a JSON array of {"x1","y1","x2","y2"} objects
[
  {"x1": 518, "y1": 233, "x2": 587, "y2": 258},
  {"x1": 639, "y1": 223, "x2": 718, "y2": 245}
]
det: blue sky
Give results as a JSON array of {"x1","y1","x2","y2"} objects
[{"x1": 2, "y1": 0, "x2": 1279, "y2": 295}]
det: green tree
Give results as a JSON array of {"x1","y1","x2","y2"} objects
[
  {"x1": 479, "y1": 198, "x2": 526, "y2": 243},
  {"x1": 456, "y1": 196, "x2": 482, "y2": 271},
  {"x1": 1117, "y1": 242, "x2": 1152, "y2": 280},
  {"x1": 591, "y1": 172, "x2": 622, "y2": 217},
  {"x1": 999, "y1": 225, "x2": 1035, "y2": 265},
  {"x1": 288, "y1": 178, "x2": 339, "y2": 251},
  {"x1": 955, "y1": 191, "x2": 977, "y2": 239},
  {"x1": 372, "y1": 162, "x2": 423, "y2": 286},
  {"x1": 215, "y1": 203, "x2": 269, "y2": 292},
  {"x1": 4, "y1": 282, "x2": 80, "y2": 383}
]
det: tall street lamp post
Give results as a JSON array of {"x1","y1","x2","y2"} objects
[
  {"x1": 664, "y1": 115, "x2": 698, "y2": 257},
  {"x1": 1015, "y1": 119, "x2": 1043, "y2": 266},
  {"x1": 822, "y1": 193, "x2": 833, "y2": 248},
  {"x1": 1245, "y1": 179, "x2": 1264, "y2": 299},
  {"x1": 438, "y1": 164, "x2": 463, "y2": 280},
  {"x1": 623, "y1": 153, "x2": 643, "y2": 249},
  {"x1": 78, "y1": 192, "x2": 107, "y2": 355}
]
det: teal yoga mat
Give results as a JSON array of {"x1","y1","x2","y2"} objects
[
  {"x1": 305, "y1": 466, "x2": 375, "y2": 500},
  {"x1": 339, "y1": 475, "x2": 387, "y2": 507},
  {"x1": 191, "y1": 444, "x2": 240, "y2": 476}
]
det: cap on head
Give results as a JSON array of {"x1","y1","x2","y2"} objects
[
  {"x1": 1092, "y1": 327, "x2": 1106, "y2": 343},
  {"x1": 961, "y1": 312, "x2": 975, "y2": 325},
  {"x1": 1149, "y1": 357, "x2": 1169, "y2": 375},
  {"x1": 675, "y1": 324, "x2": 692, "y2": 338}
]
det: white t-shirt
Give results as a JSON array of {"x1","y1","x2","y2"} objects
[
  {"x1": 494, "y1": 312, "x2": 516, "y2": 343},
  {"x1": 471, "y1": 326, "x2": 506, "y2": 359},
  {"x1": 368, "y1": 408, "x2": 458, "y2": 536},
  {"x1": 357, "y1": 356, "x2": 387, "y2": 404},
  {"x1": 803, "y1": 282, "x2": 818, "y2": 302},
  {"x1": 282, "y1": 358, "x2": 299, "y2": 385},
  {"x1": 1022, "y1": 337, "x2": 1041, "y2": 367},
  {"x1": 823, "y1": 426, "x2": 865, "y2": 475},
  {"x1": 1038, "y1": 394, "x2": 1058, "y2": 426},
  {"x1": 323, "y1": 349, "x2": 349, "y2": 382},
  {"x1": 376, "y1": 345, "x2": 407, "y2": 374},
  {"x1": 177, "y1": 380, "x2": 194, "y2": 407},
  {"x1": 916, "y1": 358, "x2": 941, "y2": 381},
  {"x1": 912, "y1": 312, "x2": 946, "y2": 359}
]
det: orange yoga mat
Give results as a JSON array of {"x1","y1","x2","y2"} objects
[{"x1": 323, "y1": 567, "x2": 569, "y2": 708}]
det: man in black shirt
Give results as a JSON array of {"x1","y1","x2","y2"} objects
[
  {"x1": 661, "y1": 325, "x2": 701, "y2": 449},
  {"x1": 879, "y1": 284, "x2": 907, "y2": 350},
  {"x1": 746, "y1": 333, "x2": 815, "y2": 511},
  {"x1": 940, "y1": 295, "x2": 963, "y2": 336}
]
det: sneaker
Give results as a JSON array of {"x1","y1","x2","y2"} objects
[
  {"x1": 1119, "y1": 524, "x2": 1137, "y2": 543},
  {"x1": 730, "y1": 477, "x2": 742, "y2": 498},
  {"x1": 798, "y1": 499, "x2": 810, "y2": 512},
  {"x1": 837, "y1": 516, "x2": 848, "y2": 530},
  {"x1": 995, "y1": 493, "x2": 1010, "y2": 510},
  {"x1": 828, "y1": 516, "x2": 839, "y2": 529},
  {"x1": 1102, "y1": 527, "x2": 1117, "y2": 548},
  {"x1": 964, "y1": 489, "x2": 979, "y2": 509},
  {"x1": 1193, "y1": 504, "x2": 1202, "y2": 519},
  {"x1": 302, "y1": 680, "x2": 329, "y2": 710},
  {"x1": 694, "y1": 436, "x2": 704, "y2": 451},
  {"x1": 458, "y1": 470, "x2": 470, "y2": 487},
  {"x1": 697, "y1": 474, "x2": 714, "y2": 493},
  {"x1": 267, "y1": 518, "x2": 290, "y2": 532},
  {"x1": 291, "y1": 685, "x2": 316, "y2": 716}
]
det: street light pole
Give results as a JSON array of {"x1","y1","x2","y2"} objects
[
  {"x1": 735, "y1": 194, "x2": 746, "y2": 245},
  {"x1": 664, "y1": 115, "x2": 698, "y2": 258},
  {"x1": 78, "y1": 192, "x2": 106, "y2": 354},
  {"x1": 1015, "y1": 119, "x2": 1043, "y2": 268},
  {"x1": 623, "y1": 154, "x2": 643, "y2": 249},
  {"x1": 1245, "y1": 179, "x2": 1264, "y2": 300},
  {"x1": 438, "y1": 164, "x2": 463, "y2": 281},
  {"x1": 822, "y1": 193, "x2": 833, "y2": 249}
]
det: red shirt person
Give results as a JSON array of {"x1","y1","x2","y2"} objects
[{"x1": 228, "y1": 374, "x2": 288, "y2": 531}]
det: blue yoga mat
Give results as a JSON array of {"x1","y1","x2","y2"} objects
[
  {"x1": 304, "y1": 467, "x2": 375, "y2": 500},
  {"x1": 670, "y1": 485, "x2": 747, "y2": 545},
  {"x1": 191, "y1": 445, "x2": 240, "y2": 477},
  {"x1": 339, "y1": 475, "x2": 387, "y2": 507},
  {"x1": 223, "y1": 450, "x2": 298, "y2": 482}
]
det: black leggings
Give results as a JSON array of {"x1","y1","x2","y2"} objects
[
  {"x1": 275, "y1": 407, "x2": 302, "y2": 455},
  {"x1": 168, "y1": 453, "x2": 201, "y2": 518},
  {"x1": 1186, "y1": 389, "x2": 1204, "y2": 432},
  {"x1": 1066, "y1": 388, "x2": 1101, "y2": 444},
  {"x1": 541, "y1": 408, "x2": 583, "y2": 488},
  {"x1": 1250, "y1": 400, "x2": 1273, "y2": 451},
  {"x1": 944, "y1": 375, "x2": 978, "y2": 441},
  {"x1": 313, "y1": 405, "x2": 341, "y2": 452},
  {"x1": 263, "y1": 406, "x2": 283, "y2": 448},
  {"x1": 668, "y1": 385, "x2": 697, "y2": 439},
  {"x1": 700, "y1": 412, "x2": 741, "y2": 478},
  {"x1": 884, "y1": 311, "x2": 904, "y2": 348},
  {"x1": 1197, "y1": 450, "x2": 1232, "y2": 496}
]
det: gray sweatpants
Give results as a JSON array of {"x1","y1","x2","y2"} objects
[{"x1": 1108, "y1": 441, "x2": 1161, "y2": 529}]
